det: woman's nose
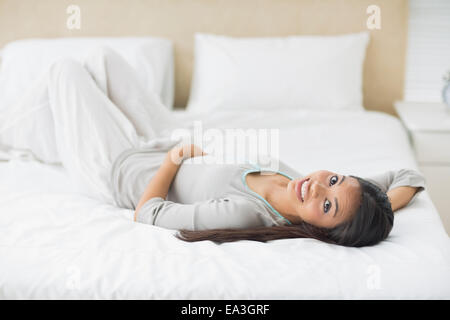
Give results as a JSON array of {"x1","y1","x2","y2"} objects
[{"x1": 311, "y1": 181, "x2": 326, "y2": 198}]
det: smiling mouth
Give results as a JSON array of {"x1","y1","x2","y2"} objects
[{"x1": 295, "y1": 178, "x2": 310, "y2": 202}]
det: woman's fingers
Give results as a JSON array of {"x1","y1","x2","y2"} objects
[
  {"x1": 168, "y1": 144, "x2": 206, "y2": 164},
  {"x1": 183, "y1": 144, "x2": 206, "y2": 159}
]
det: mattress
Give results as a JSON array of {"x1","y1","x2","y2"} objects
[{"x1": 0, "y1": 108, "x2": 449, "y2": 299}]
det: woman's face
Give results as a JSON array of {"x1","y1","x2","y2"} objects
[{"x1": 286, "y1": 170, "x2": 361, "y2": 228}]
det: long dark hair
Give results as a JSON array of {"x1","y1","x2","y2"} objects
[{"x1": 175, "y1": 176, "x2": 394, "y2": 247}]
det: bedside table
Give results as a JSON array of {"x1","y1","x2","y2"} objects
[{"x1": 394, "y1": 101, "x2": 450, "y2": 236}]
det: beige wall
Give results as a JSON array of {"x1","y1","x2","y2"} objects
[{"x1": 0, "y1": 0, "x2": 408, "y2": 114}]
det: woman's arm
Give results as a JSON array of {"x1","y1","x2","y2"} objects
[
  {"x1": 387, "y1": 186, "x2": 420, "y2": 212},
  {"x1": 134, "y1": 144, "x2": 206, "y2": 221},
  {"x1": 364, "y1": 169, "x2": 426, "y2": 212}
]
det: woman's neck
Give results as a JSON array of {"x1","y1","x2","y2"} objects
[{"x1": 246, "y1": 172, "x2": 301, "y2": 223}]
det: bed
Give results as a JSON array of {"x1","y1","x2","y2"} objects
[
  {"x1": 1, "y1": 0, "x2": 449, "y2": 300},
  {"x1": 1, "y1": 108, "x2": 449, "y2": 299}
]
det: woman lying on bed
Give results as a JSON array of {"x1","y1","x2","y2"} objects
[
  {"x1": 11, "y1": 47, "x2": 425, "y2": 248},
  {"x1": 132, "y1": 144, "x2": 424, "y2": 247}
]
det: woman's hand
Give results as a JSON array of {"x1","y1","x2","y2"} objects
[
  {"x1": 168, "y1": 144, "x2": 207, "y2": 165},
  {"x1": 134, "y1": 144, "x2": 207, "y2": 221}
]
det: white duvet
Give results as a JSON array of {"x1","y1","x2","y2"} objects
[{"x1": 0, "y1": 109, "x2": 449, "y2": 299}]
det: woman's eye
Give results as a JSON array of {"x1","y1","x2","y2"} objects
[
  {"x1": 329, "y1": 175, "x2": 338, "y2": 186},
  {"x1": 324, "y1": 199, "x2": 331, "y2": 214}
]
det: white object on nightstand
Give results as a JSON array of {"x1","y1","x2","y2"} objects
[{"x1": 395, "y1": 101, "x2": 450, "y2": 236}]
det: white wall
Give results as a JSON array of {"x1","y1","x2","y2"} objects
[{"x1": 404, "y1": 0, "x2": 450, "y2": 102}]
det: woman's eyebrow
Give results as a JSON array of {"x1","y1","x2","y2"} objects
[
  {"x1": 334, "y1": 198, "x2": 339, "y2": 218},
  {"x1": 333, "y1": 176, "x2": 345, "y2": 218},
  {"x1": 334, "y1": 176, "x2": 345, "y2": 217}
]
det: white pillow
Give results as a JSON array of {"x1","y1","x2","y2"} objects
[
  {"x1": 0, "y1": 37, "x2": 174, "y2": 163},
  {"x1": 187, "y1": 32, "x2": 369, "y2": 112},
  {"x1": 0, "y1": 37, "x2": 174, "y2": 109}
]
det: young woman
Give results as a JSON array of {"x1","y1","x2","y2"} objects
[{"x1": 6, "y1": 47, "x2": 425, "y2": 247}]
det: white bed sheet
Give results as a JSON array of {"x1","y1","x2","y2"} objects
[{"x1": 0, "y1": 109, "x2": 449, "y2": 299}]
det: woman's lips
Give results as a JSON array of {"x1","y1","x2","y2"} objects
[{"x1": 295, "y1": 178, "x2": 309, "y2": 202}]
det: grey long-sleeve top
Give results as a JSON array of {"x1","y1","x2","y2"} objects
[{"x1": 111, "y1": 147, "x2": 426, "y2": 231}]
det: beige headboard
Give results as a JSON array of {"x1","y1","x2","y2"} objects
[{"x1": 0, "y1": 0, "x2": 408, "y2": 114}]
